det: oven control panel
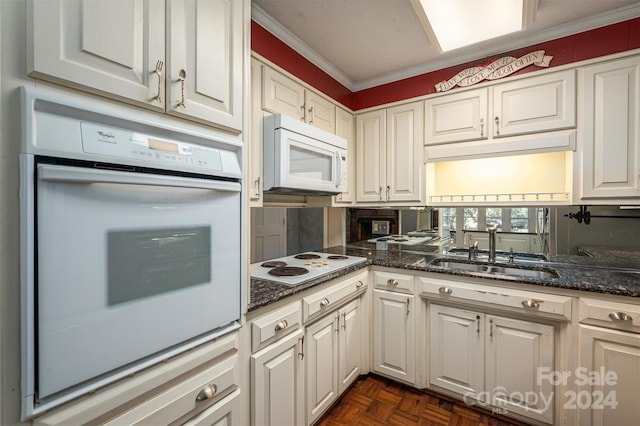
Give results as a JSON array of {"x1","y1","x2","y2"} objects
[{"x1": 81, "y1": 122, "x2": 223, "y2": 172}]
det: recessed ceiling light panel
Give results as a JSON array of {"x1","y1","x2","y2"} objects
[{"x1": 417, "y1": 0, "x2": 526, "y2": 52}]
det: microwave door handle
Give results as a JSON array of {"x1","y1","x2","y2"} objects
[
  {"x1": 334, "y1": 151, "x2": 342, "y2": 187},
  {"x1": 37, "y1": 164, "x2": 240, "y2": 193}
]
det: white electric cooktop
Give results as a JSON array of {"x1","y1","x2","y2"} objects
[{"x1": 249, "y1": 252, "x2": 368, "y2": 286}]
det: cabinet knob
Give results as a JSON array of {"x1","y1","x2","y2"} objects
[
  {"x1": 438, "y1": 286, "x2": 452, "y2": 295},
  {"x1": 609, "y1": 312, "x2": 632, "y2": 322},
  {"x1": 521, "y1": 300, "x2": 540, "y2": 309},
  {"x1": 356, "y1": 280, "x2": 364, "y2": 288},
  {"x1": 495, "y1": 116, "x2": 500, "y2": 135},
  {"x1": 274, "y1": 320, "x2": 288, "y2": 331},
  {"x1": 320, "y1": 298, "x2": 330, "y2": 307},
  {"x1": 196, "y1": 384, "x2": 217, "y2": 402},
  {"x1": 387, "y1": 279, "x2": 399, "y2": 287}
]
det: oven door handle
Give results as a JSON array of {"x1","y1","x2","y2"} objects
[{"x1": 37, "y1": 164, "x2": 240, "y2": 192}]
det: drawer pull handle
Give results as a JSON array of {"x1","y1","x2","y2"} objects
[
  {"x1": 522, "y1": 300, "x2": 540, "y2": 309},
  {"x1": 320, "y1": 298, "x2": 330, "y2": 307},
  {"x1": 356, "y1": 280, "x2": 365, "y2": 288},
  {"x1": 196, "y1": 384, "x2": 217, "y2": 402},
  {"x1": 274, "y1": 320, "x2": 288, "y2": 331},
  {"x1": 387, "y1": 279, "x2": 399, "y2": 287},
  {"x1": 439, "y1": 287, "x2": 452, "y2": 295},
  {"x1": 609, "y1": 312, "x2": 632, "y2": 322}
]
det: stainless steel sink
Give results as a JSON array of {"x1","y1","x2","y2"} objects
[{"x1": 428, "y1": 258, "x2": 559, "y2": 279}]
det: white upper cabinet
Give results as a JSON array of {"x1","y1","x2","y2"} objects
[
  {"x1": 425, "y1": 88, "x2": 488, "y2": 144},
  {"x1": 28, "y1": 0, "x2": 165, "y2": 110},
  {"x1": 333, "y1": 107, "x2": 356, "y2": 204},
  {"x1": 356, "y1": 101, "x2": 424, "y2": 204},
  {"x1": 424, "y1": 70, "x2": 576, "y2": 161},
  {"x1": 579, "y1": 55, "x2": 640, "y2": 201},
  {"x1": 305, "y1": 91, "x2": 336, "y2": 133},
  {"x1": 262, "y1": 66, "x2": 336, "y2": 133},
  {"x1": 166, "y1": 0, "x2": 244, "y2": 131},
  {"x1": 356, "y1": 109, "x2": 386, "y2": 202},
  {"x1": 28, "y1": 0, "x2": 244, "y2": 132},
  {"x1": 262, "y1": 66, "x2": 306, "y2": 118},
  {"x1": 492, "y1": 70, "x2": 576, "y2": 137}
]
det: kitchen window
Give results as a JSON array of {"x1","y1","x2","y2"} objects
[{"x1": 443, "y1": 208, "x2": 539, "y2": 249}]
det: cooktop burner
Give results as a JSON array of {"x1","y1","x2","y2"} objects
[
  {"x1": 261, "y1": 260, "x2": 287, "y2": 268},
  {"x1": 268, "y1": 266, "x2": 309, "y2": 277},
  {"x1": 250, "y1": 251, "x2": 368, "y2": 286},
  {"x1": 294, "y1": 253, "x2": 322, "y2": 260}
]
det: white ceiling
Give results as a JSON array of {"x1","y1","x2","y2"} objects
[{"x1": 252, "y1": 0, "x2": 640, "y2": 91}]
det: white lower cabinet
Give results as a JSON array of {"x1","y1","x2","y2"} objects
[
  {"x1": 306, "y1": 298, "x2": 363, "y2": 425},
  {"x1": 250, "y1": 300, "x2": 304, "y2": 426},
  {"x1": 429, "y1": 304, "x2": 484, "y2": 398},
  {"x1": 373, "y1": 288, "x2": 416, "y2": 384},
  {"x1": 485, "y1": 314, "x2": 555, "y2": 423},
  {"x1": 578, "y1": 296, "x2": 640, "y2": 425},
  {"x1": 578, "y1": 325, "x2": 640, "y2": 426},
  {"x1": 251, "y1": 329, "x2": 305, "y2": 426},
  {"x1": 429, "y1": 303, "x2": 555, "y2": 424}
]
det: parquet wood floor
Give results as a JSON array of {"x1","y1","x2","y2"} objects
[{"x1": 316, "y1": 375, "x2": 532, "y2": 426}]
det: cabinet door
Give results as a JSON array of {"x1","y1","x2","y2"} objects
[
  {"x1": 492, "y1": 70, "x2": 576, "y2": 137},
  {"x1": 579, "y1": 325, "x2": 640, "y2": 426},
  {"x1": 251, "y1": 330, "x2": 304, "y2": 426},
  {"x1": 581, "y1": 56, "x2": 640, "y2": 200},
  {"x1": 465, "y1": 232, "x2": 489, "y2": 249},
  {"x1": 497, "y1": 234, "x2": 531, "y2": 252},
  {"x1": 386, "y1": 102, "x2": 424, "y2": 202},
  {"x1": 306, "y1": 313, "x2": 339, "y2": 425},
  {"x1": 425, "y1": 88, "x2": 488, "y2": 145},
  {"x1": 429, "y1": 304, "x2": 483, "y2": 398},
  {"x1": 373, "y1": 290, "x2": 415, "y2": 384},
  {"x1": 356, "y1": 110, "x2": 386, "y2": 202},
  {"x1": 334, "y1": 107, "x2": 355, "y2": 204},
  {"x1": 167, "y1": 0, "x2": 243, "y2": 131},
  {"x1": 262, "y1": 67, "x2": 305, "y2": 119},
  {"x1": 485, "y1": 315, "x2": 554, "y2": 424},
  {"x1": 28, "y1": 0, "x2": 165, "y2": 110},
  {"x1": 338, "y1": 299, "x2": 362, "y2": 393},
  {"x1": 306, "y1": 91, "x2": 336, "y2": 133}
]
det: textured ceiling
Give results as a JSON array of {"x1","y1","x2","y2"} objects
[{"x1": 252, "y1": 0, "x2": 640, "y2": 90}]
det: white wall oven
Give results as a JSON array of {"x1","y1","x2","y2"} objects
[{"x1": 19, "y1": 87, "x2": 243, "y2": 418}]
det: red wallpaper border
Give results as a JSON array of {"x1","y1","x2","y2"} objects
[{"x1": 252, "y1": 17, "x2": 640, "y2": 111}]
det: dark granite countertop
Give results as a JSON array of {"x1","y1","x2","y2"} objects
[{"x1": 248, "y1": 243, "x2": 640, "y2": 312}]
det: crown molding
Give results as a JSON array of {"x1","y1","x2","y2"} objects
[{"x1": 251, "y1": 4, "x2": 355, "y2": 90}]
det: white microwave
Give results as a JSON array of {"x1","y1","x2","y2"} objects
[{"x1": 263, "y1": 114, "x2": 348, "y2": 195}]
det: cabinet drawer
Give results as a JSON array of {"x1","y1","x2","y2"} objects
[
  {"x1": 579, "y1": 297, "x2": 640, "y2": 333},
  {"x1": 181, "y1": 388, "x2": 240, "y2": 426},
  {"x1": 373, "y1": 271, "x2": 414, "y2": 294},
  {"x1": 419, "y1": 276, "x2": 572, "y2": 320},
  {"x1": 251, "y1": 301, "x2": 301, "y2": 352},
  {"x1": 303, "y1": 271, "x2": 367, "y2": 323},
  {"x1": 103, "y1": 354, "x2": 237, "y2": 425}
]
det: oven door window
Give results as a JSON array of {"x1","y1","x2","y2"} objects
[
  {"x1": 107, "y1": 226, "x2": 211, "y2": 305},
  {"x1": 35, "y1": 164, "x2": 241, "y2": 399}
]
